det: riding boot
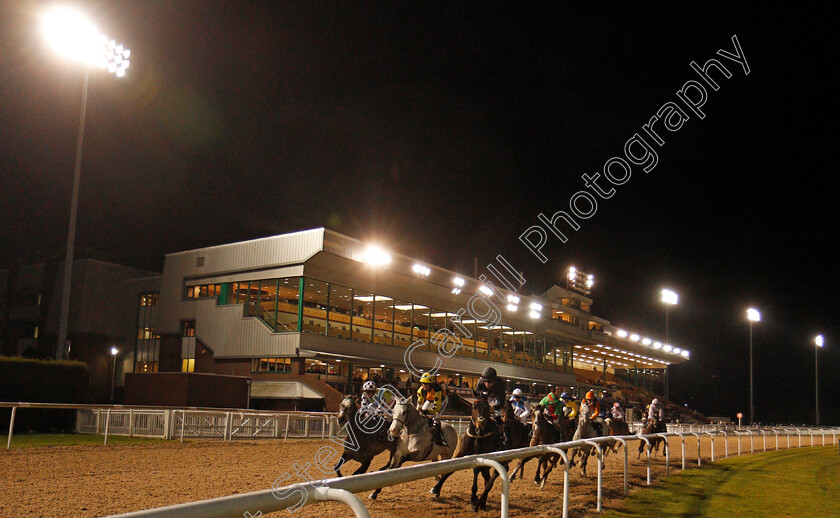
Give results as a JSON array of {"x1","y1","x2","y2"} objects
[{"x1": 433, "y1": 418, "x2": 447, "y2": 446}]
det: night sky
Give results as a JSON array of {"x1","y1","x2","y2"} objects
[{"x1": 1, "y1": 1, "x2": 837, "y2": 424}]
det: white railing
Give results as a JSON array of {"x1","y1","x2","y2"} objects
[{"x1": 105, "y1": 425, "x2": 839, "y2": 518}]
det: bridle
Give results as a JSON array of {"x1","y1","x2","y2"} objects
[{"x1": 391, "y1": 403, "x2": 427, "y2": 436}]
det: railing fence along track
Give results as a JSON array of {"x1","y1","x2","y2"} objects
[
  {"x1": 3, "y1": 403, "x2": 838, "y2": 518},
  {"x1": 106, "y1": 427, "x2": 838, "y2": 518}
]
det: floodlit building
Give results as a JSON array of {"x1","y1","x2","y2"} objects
[{"x1": 1, "y1": 228, "x2": 690, "y2": 411}]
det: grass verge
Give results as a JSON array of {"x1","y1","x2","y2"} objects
[{"x1": 603, "y1": 445, "x2": 839, "y2": 517}]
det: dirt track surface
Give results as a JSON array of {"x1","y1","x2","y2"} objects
[{"x1": 0, "y1": 435, "x2": 798, "y2": 517}]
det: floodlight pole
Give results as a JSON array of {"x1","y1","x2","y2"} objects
[
  {"x1": 748, "y1": 320, "x2": 754, "y2": 425},
  {"x1": 56, "y1": 68, "x2": 90, "y2": 360},
  {"x1": 815, "y1": 342, "x2": 819, "y2": 426}
]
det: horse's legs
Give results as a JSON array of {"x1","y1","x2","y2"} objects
[
  {"x1": 351, "y1": 458, "x2": 372, "y2": 476},
  {"x1": 510, "y1": 455, "x2": 530, "y2": 481},
  {"x1": 470, "y1": 467, "x2": 481, "y2": 511},
  {"x1": 333, "y1": 453, "x2": 347, "y2": 478},
  {"x1": 478, "y1": 466, "x2": 499, "y2": 510},
  {"x1": 369, "y1": 455, "x2": 406, "y2": 500},
  {"x1": 430, "y1": 470, "x2": 454, "y2": 497},
  {"x1": 540, "y1": 453, "x2": 560, "y2": 488}
]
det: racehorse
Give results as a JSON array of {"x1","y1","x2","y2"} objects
[
  {"x1": 603, "y1": 414, "x2": 631, "y2": 456},
  {"x1": 637, "y1": 415, "x2": 667, "y2": 459},
  {"x1": 369, "y1": 399, "x2": 458, "y2": 500},
  {"x1": 509, "y1": 403, "x2": 572, "y2": 487},
  {"x1": 502, "y1": 397, "x2": 532, "y2": 451},
  {"x1": 333, "y1": 395, "x2": 396, "y2": 477},
  {"x1": 568, "y1": 401, "x2": 598, "y2": 476},
  {"x1": 430, "y1": 399, "x2": 506, "y2": 510}
]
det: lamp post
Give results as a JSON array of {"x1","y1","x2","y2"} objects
[
  {"x1": 41, "y1": 7, "x2": 130, "y2": 360},
  {"x1": 660, "y1": 289, "x2": 678, "y2": 400},
  {"x1": 110, "y1": 346, "x2": 119, "y2": 403},
  {"x1": 746, "y1": 307, "x2": 760, "y2": 425},
  {"x1": 815, "y1": 334, "x2": 824, "y2": 425}
]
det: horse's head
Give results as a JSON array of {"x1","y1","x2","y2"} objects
[
  {"x1": 337, "y1": 395, "x2": 357, "y2": 426},
  {"x1": 472, "y1": 399, "x2": 492, "y2": 433},
  {"x1": 579, "y1": 401, "x2": 590, "y2": 422},
  {"x1": 388, "y1": 399, "x2": 410, "y2": 439}
]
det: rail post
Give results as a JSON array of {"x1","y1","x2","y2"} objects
[
  {"x1": 547, "y1": 446, "x2": 571, "y2": 518},
  {"x1": 180, "y1": 410, "x2": 186, "y2": 443},
  {"x1": 678, "y1": 433, "x2": 686, "y2": 469},
  {"x1": 720, "y1": 430, "x2": 729, "y2": 458},
  {"x1": 690, "y1": 432, "x2": 701, "y2": 465},
  {"x1": 284, "y1": 414, "x2": 291, "y2": 440},
  {"x1": 129, "y1": 409, "x2": 135, "y2": 438},
  {"x1": 475, "y1": 457, "x2": 510, "y2": 518},
  {"x1": 656, "y1": 434, "x2": 670, "y2": 475},
  {"x1": 749, "y1": 430, "x2": 754, "y2": 453},
  {"x1": 704, "y1": 432, "x2": 715, "y2": 462},
  {"x1": 6, "y1": 406, "x2": 16, "y2": 450},
  {"x1": 583, "y1": 440, "x2": 604, "y2": 512},
  {"x1": 310, "y1": 486, "x2": 370, "y2": 518},
  {"x1": 612, "y1": 437, "x2": 629, "y2": 495},
  {"x1": 639, "y1": 436, "x2": 652, "y2": 484},
  {"x1": 103, "y1": 408, "x2": 111, "y2": 445}
]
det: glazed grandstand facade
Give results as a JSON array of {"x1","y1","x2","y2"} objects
[{"x1": 139, "y1": 228, "x2": 688, "y2": 410}]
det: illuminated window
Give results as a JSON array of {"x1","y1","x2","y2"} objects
[
  {"x1": 252, "y1": 358, "x2": 292, "y2": 372},
  {"x1": 137, "y1": 327, "x2": 159, "y2": 340},
  {"x1": 185, "y1": 284, "x2": 221, "y2": 299},
  {"x1": 183, "y1": 321, "x2": 196, "y2": 337},
  {"x1": 140, "y1": 293, "x2": 159, "y2": 306},
  {"x1": 181, "y1": 359, "x2": 195, "y2": 372}
]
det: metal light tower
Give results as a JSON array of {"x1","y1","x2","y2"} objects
[
  {"x1": 41, "y1": 7, "x2": 131, "y2": 359},
  {"x1": 746, "y1": 307, "x2": 760, "y2": 425},
  {"x1": 110, "y1": 346, "x2": 119, "y2": 403},
  {"x1": 660, "y1": 289, "x2": 678, "y2": 399},
  {"x1": 815, "y1": 334, "x2": 824, "y2": 425}
]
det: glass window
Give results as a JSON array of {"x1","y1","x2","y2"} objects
[
  {"x1": 276, "y1": 277, "x2": 300, "y2": 332},
  {"x1": 393, "y1": 300, "x2": 412, "y2": 348},
  {"x1": 302, "y1": 278, "x2": 329, "y2": 336},
  {"x1": 140, "y1": 293, "x2": 159, "y2": 306},
  {"x1": 257, "y1": 279, "x2": 278, "y2": 330},
  {"x1": 327, "y1": 284, "x2": 352, "y2": 339},
  {"x1": 352, "y1": 290, "x2": 373, "y2": 343},
  {"x1": 524, "y1": 332, "x2": 534, "y2": 367},
  {"x1": 373, "y1": 296, "x2": 394, "y2": 346},
  {"x1": 411, "y1": 305, "x2": 430, "y2": 349},
  {"x1": 252, "y1": 358, "x2": 292, "y2": 372},
  {"x1": 475, "y1": 320, "x2": 491, "y2": 360},
  {"x1": 181, "y1": 358, "x2": 195, "y2": 372},
  {"x1": 501, "y1": 328, "x2": 515, "y2": 364},
  {"x1": 429, "y1": 310, "x2": 446, "y2": 352},
  {"x1": 488, "y1": 325, "x2": 503, "y2": 363},
  {"x1": 534, "y1": 334, "x2": 545, "y2": 369},
  {"x1": 453, "y1": 315, "x2": 476, "y2": 359},
  {"x1": 183, "y1": 321, "x2": 195, "y2": 337},
  {"x1": 513, "y1": 332, "x2": 527, "y2": 366}
]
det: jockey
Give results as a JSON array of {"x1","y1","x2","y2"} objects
[
  {"x1": 583, "y1": 390, "x2": 605, "y2": 435},
  {"x1": 560, "y1": 392, "x2": 580, "y2": 432},
  {"x1": 473, "y1": 367, "x2": 508, "y2": 445},
  {"x1": 416, "y1": 372, "x2": 446, "y2": 445},
  {"x1": 538, "y1": 386, "x2": 568, "y2": 441},
  {"x1": 473, "y1": 367, "x2": 507, "y2": 415},
  {"x1": 509, "y1": 388, "x2": 531, "y2": 424},
  {"x1": 610, "y1": 402, "x2": 625, "y2": 421},
  {"x1": 361, "y1": 380, "x2": 395, "y2": 417},
  {"x1": 648, "y1": 398, "x2": 665, "y2": 431}
]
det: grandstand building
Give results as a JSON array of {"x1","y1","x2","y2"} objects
[{"x1": 1, "y1": 228, "x2": 690, "y2": 412}]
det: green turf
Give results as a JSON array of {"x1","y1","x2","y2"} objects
[
  {"x1": 604, "y1": 446, "x2": 840, "y2": 518},
  {"x1": 8, "y1": 433, "x2": 170, "y2": 448}
]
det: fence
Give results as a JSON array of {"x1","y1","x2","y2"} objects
[{"x1": 105, "y1": 425, "x2": 839, "y2": 518}]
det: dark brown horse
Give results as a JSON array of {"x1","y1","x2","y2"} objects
[
  {"x1": 509, "y1": 404, "x2": 572, "y2": 487},
  {"x1": 502, "y1": 398, "x2": 532, "y2": 451},
  {"x1": 430, "y1": 399, "x2": 506, "y2": 511},
  {"x1": 604, "y1": 416, "x2": 631, "y2": 456},
  {"x1": 637, "y1": 415, "x2": 667, "y2": 459},
  {"x1": 333, "y1": 396, "x2": 396, "y2": 477}
]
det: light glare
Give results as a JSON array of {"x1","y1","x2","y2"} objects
[{"x1": 747, "y1": 308, "x2": 761, "y2": 322}]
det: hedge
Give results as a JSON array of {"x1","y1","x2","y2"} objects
[{"x1": 0, "y1": 356, "x2": 89, "y2": 432}]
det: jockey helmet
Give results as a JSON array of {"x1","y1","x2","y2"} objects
[
  {"x1": 512, "y1": 388, "x2": 524, "y2": 397},
  {"x1": 362, "y1": 380, "x2": 376, "y2": 391},
  {"x1": 419, "y1": 372, "x2": 436, "y2": 384},
  {"x1": 481, "y1": 367, "x2": 498, "y2": 380},
  {"x1": 585, "y1": 390, "x2": 596, "y2": 400},
  {"x1": 613, "y1": 402, "x2": 621, "y2": 408},
  {"x1": 560, "y1": 392, "x2": 571, "y2": 400},
  {"x1": 652, "y1": 398, "x2": 660, "y2": 405}
]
